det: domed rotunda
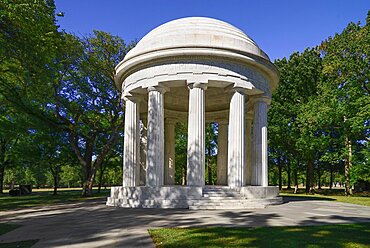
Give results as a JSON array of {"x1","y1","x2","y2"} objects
[{"x1": 107, "y1": 17, "x2": 281, "y2": 209}]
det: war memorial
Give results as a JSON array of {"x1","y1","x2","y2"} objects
[{"x1": 107, "y1": 17, "x2": 282, "y2": 209}]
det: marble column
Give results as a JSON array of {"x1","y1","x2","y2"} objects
[
  {"x1": 123, "y1": 93, "x2": 140, "y2": 187},
  {"x1": 146, "y1": 85, "x2": 167, "y2": 187},
  {"x1": 139, "y1": 115, "x2": 147, "y2": 186},
  {"x1": 227, "y1": 88, "x2": 246, "y2": 187},
  {"x1": 245, "y1": 115, "x2": 253, "y2": 185},
  {"x1": 187, "y1": 83, "x2": 207, "y2": 186},
  {"x1": 217, "y1": 120, "x2": 228, "y2": 185},
  {"x1": 252, "y1": 98, "x2": 269, "y2": 186},
  {"x1": 164, "y1": 119, "x2": 176, "y2": 185}
]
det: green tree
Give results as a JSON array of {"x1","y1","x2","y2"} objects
[
  {"x1": 270, "y1": 49, "x2": 322, "y2": 193},
  {"x1": 314, "y1": 12, "x2": 370, "y2": 195}
]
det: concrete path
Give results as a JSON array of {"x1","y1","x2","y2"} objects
[{"x1": 1, "y1": 197, "x2": 370, "y2": 247}]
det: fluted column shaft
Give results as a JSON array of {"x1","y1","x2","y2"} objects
[
  {"x1": 146, "y1": 86, "x2": 166, "y2": 187},
  {"x1": 217, "y1": 121, "x2": 228, "y2": 185},
  {"x1": 227, "y1": 89, "x2": 246, "y2": 187},
  {"x1": 245, "y1": 116, "x2": 253, "y2": 185},
  {"x1": 123, "y1": 95, "x2": 140, "y2": 187},
  {"x1": 252, "y1": 99, "x2": 268, "y2": 186},
  {"x1": 187, "y1": 83, "x2": 206, "y2": 186},
  {"x1": 164, "y1": 119, "x2": 176, "y2": 185}
]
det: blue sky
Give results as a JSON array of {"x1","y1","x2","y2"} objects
[{"x1": 55, "y1": 0, "x2": 369, "y2": 61}]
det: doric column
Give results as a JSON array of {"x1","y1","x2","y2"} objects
[
  {"x1": 164, "y1": 118, "x2": 176, "y2": 185},
  {"x1": 217, "y1": 120, "x2": 228, "y2": 185},
  {"x1": 146, "y1": 85, "x2": 167, "y2": 187},
  {"x1": 123, "y1": 93, "x2": 140, "y2": 187},
  {"x1": 187, "y1": 83, "x2": 207, "y2": 186},
  {"x1": 139, "y1": 115, "x2": 147, "y2": 186},
  {"x1": 245, "y1": 114, "x2": 253, "y2": 185},
  {"x1": 227, "y1": 88, "x2": 246, "y2": 187},
  {"x1": 252, "y1": 97, "x2": 269, "y2": 186}
]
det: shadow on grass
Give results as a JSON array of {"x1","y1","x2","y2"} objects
[
  {"x1": 282, "y1": 195, "x2": 335, "y2": 203},
  {"x1": 0, "y1": 223, "x2": 39, "y2": 248},
  {"x1": 0, "y1": 240, "x2": 39, "y2": 248},
  {"x1": 0, "y1": 189, "x2": 109, "y2": 211}
]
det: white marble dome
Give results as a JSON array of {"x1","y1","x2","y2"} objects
[
  {"x1": 116, "y1": 17, "x2": 279, "y2": 91},
  {"x1": 124, "y1": 17, "x2": 269, "y2": 62}
]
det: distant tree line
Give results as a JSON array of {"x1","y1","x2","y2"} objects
[
  {"x1": 268, "y1": 13, "x2": 370, "y2": 195},
  {"x1": 0, "y1": 0, "x2": 368, "y2": 196}
]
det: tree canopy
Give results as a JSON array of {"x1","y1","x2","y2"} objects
[{"x1": 0, "y1": 1, "x2": 368, "y2": 196}]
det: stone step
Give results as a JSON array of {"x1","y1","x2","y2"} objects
[
  {"x1": 202, "y1": 188, "x2": 240, "y2": 192},
  {"x1": 195, "y1": 198, "x2": 239, "y2": 203},
  {"x1": 202, "y1": 195, "x2": 244, "y2": 200},
  {"x1": 189, "y1": 203, "x2": 265, "y2": 210},
  {"x1": 189, "y1": 196, "x2": 283, "y2": 210},
  {"x1": 202, "y1": 192, "x2": 240, "y2": 197}
]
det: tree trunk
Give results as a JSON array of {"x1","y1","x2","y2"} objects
[
  {"x1": 329, "y1": 163, "x2": 333, "y2": 190},
  {"x1": 286, "y1": 160, "x2": 291, "y2": 189},
  {"x1": 81, "y1": 161, "x2": 96, "y2": 197},
  {"x1": 0, "y1": 165, "x2": 4, "y2": 194},
  {"x1": 53, "y1": 174, "x2": 59, "y2": 195},
  {"x1": 277, "y1": 155, "x2": 282, "y2": 190},
  {"x1": 69, "y1": 131, "x2": 117, "y2": 197},
  {"x1": 82, "y1": 180, "x2": 94, "y2": 197},
  {"x1": 49, "y1": 164, "x2": 60, "y2": 195},
  {"x1": 97, "y1": 161, "x2": 105, "y2": 193},
  {"x1": 294, "y1": 168, "x2": 298, "y2": 188},
  {"x1": 306, "y1": 160, "x2": 314, "y2": 193},
  {"x1": 344, "y1": 137, "x2": 353, "y2": 196}
]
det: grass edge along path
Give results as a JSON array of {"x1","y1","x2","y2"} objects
[
  {"x1": 0, "y1": 223, "x2": 38, "y2": 248},
  {"x1": 280, "y1": 191, "x2": 370, "y2": 207},
  {"x1": 149, "y1": 222, "x2": 370, "y2": 248},
  {"x1": 0, "y1": 188, "x2": 110, "y2": 211}
]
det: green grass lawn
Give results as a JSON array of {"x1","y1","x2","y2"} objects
[
  {"x1": 0, "y1": 223, "x2": 38, "y2": 248},
  {"x1": 280, "y1": 188, "x2": 370, "y2": 207},
  {"x1": 0, "y1": 188, "x2": 110, "y2": 211},
  {"x1": 149, "y1": 223, "x2": 370, "y2": 248}
]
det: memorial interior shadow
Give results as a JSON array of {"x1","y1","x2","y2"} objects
[{"x1": 2, "y1": 198, "x2": 370, "y2": 247}]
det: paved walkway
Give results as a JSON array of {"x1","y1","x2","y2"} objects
[{"x1": 1, "y1": 197, "x2": 370, "y2": 247}]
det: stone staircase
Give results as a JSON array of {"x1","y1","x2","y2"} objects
[{"x1": 189, "y1": 186, "x2": 281, "y2": 210}]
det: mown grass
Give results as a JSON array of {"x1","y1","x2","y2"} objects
[
  {"x1": 0, "y1": 223, "x2": 38, "y2": 248},
  {"x1": 149, "y1": 222, "x2": 370, "y2": 248},
  {"x1": 280, "y1": 188, "x2": 370, "y2": 207},
  {"x1": 0, "y1": 188, "x2": 110, "y2": 211}
]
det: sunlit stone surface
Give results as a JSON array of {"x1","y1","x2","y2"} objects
[{"x1": 107, "y1": 17, "x2": 281, "y2": 209}]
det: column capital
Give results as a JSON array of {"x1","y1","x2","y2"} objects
[
  {"x1": 232, "y1": 87, "x2": 248, "y2": 95},
  {"x1": 148, "y1": 85, "x2": 169, "y2": 94},
  {"x1": 187, "y1": 82, "x2": 208, "y2": 90},
  {"x1": 122, "y1": 92, "x2": 143, "y2": 102},
  {"x1": 225, "y1": 85, "x2": 248, "y2": 95}
]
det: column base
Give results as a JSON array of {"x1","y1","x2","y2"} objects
[{"x1": 106, "y1": 186, "x2": 282, "y2": 209}]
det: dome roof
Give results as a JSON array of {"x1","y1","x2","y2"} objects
[{"x1": 123, "y1": 17, "x2": 270, "y2": 62}]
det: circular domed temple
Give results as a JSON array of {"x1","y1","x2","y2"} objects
[{"x1": 107, "y1": 17, "x2": 281, "y2": 209}]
